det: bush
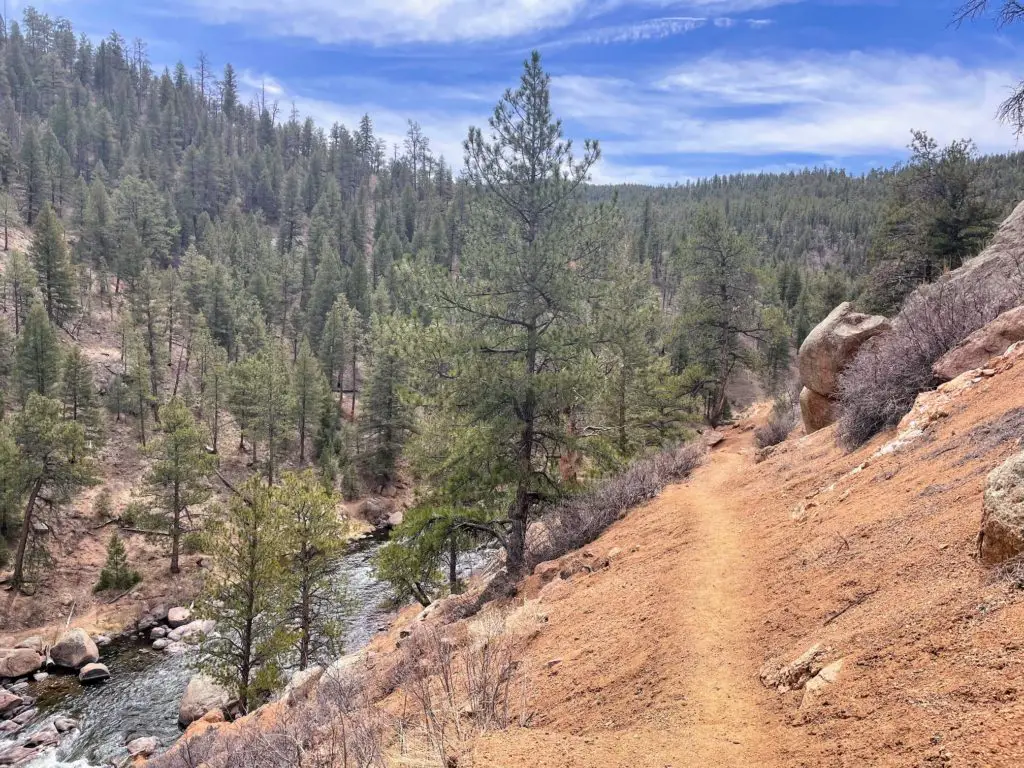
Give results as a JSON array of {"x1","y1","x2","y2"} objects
[
  {"x1": 95, "y1": 533, "x2": 141, "y2": 592},
  {"x1": 93, "y1": 488, "x2": 113, "y2": 519},
  {"x1": 528, "y1": 441, "x2": 705, "y2": 567},
  {"x1": 181, "y1": 530, "x2": 207, "y2": 555},
  {"x1": 838, "y1": 276, "x2": 1023, "y2": 448},
  {"x1": 755, "y1": 392, "x2": 798, "y2": 449},
  {"x1": 119, "y1": 500, "x2": 148, "y2": 528}
]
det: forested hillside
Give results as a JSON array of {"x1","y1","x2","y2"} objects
[{"x1": 0, "y1": 3, "x2": 1021, "y2": 724}]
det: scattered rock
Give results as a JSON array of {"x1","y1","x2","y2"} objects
[
  {"x1": 804, "y1": 658, "x2": 844, "y2": 696},
  {"x1": 52, "y1": 716, "x2": 77, "y2": 733},
  {"x1": 167, "y1": 607, "x2": 192, "y2": 628},
  {"x1": 0, "y1": 720, "x2": 20, "y2": 736},
  {"x1": 381, "y1": 483, "x2": 398, "y2": 498},
  {"x1": 799, "y1": 387, "x2": 837, "y2": 434},
  {"x1": 178, "y1": 675, "x2": 231, "y2": 726},
  {"x1": 49, "y1": 629, "x2": 99, "y2": 669},
  {"x1": 23, "y1": 725, "x2": 59, "y2": 748},
  {"x1": 703, "y1": 430, "x2": 725, "y2": 447},
  {"x1": 0, "y1": 691, "x2": 21, "y2": 717},
  {"x1": 32, "y1": 673, "x2": 47, "y2": 683},
  {"x1": 168, "y1": 619, "x2": 215, "y2": 642},
  {"x1": 607, "y1": 547, "x2": 623, "y2": 559},
  {"x1": 533, "y1": 560, "x2": 561, "y2": 585},
  {"x1": 163, "y1": 642, "x2": 187, "y2": 655},
  {"x1": 152, "y1": 638, "x2": 170, "y2": 651},
  {"x1": 759, "y1": 643, "x2": 826, "y2": 693},
  {"x1": 979, "y1": 449, "x2": 1024, "y2": 565},
  {"x1": 8, "y1": 682, "x2": 27, "y2": 694},
  {"x1": 0, "y1": 649, "x2": 44, "y2": 679},
  {"x1": 546, "y1": 658, "x2": 562, "y2": 669},
  {"x1": 12, "y1": 708, "x2": 37, "y2": 725},
  {"x1": 0, "y1": 745, "x2": 39, "y2": 765},
  {"x1": 126, "y1": 736, "x2": 160, "y2": 758},
  {"x1": 94, "y1": 635, "x2": 111, "y2": 647},
  {"x1": 150, "y1": 626, "x2": 168, "y2": 640},
  {"x1": 79, "y1": 662, "x2": 111, "y2": 683}
]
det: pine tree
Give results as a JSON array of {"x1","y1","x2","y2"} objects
[
  {"x1": 428, "y1": 52, "x2": 611, "y2": 575},
  {"x1": 317, "y1": 295, "x2": 350, "y2": 395},
  {"x1": 15, "y1": 300, "x2": 60, "y2": 401},
  {"x1": 255, "y1": 344, "x2": 293, "y2": 484},
  {"x1": 197, "y1": 477, "x2": 293, "y2": 712},
  {"x1": 360, "y1": 324, "x2": 412, "y2": 491},
  {"x1": 145, "y1": 397, "x2": 215, "y2": 574},
  {"x1": 0, "y1": 191, "x2": 21, "y2": 251},
  {"x1": 20, "y1": 122, "x2": 47, "y2": 226},
  {"x1": 196, "y1": 327, "x2": 229, "y2": 453},
  {"x1": 10, "y1": 393, "x2": 95, "y2": 589},
  {"x1": 279, "y1": 470, "x2": 348, "y2": 669},
  {"x1": 59, "y1": 345, "x2": 102, "y2": 444},
  {"x1": 292, "y1": 338, "x2": 328, "y2": 465},
  {"x1": 94, "y1": 533, "x2": 140, "y2": 592},
  {"x1": 4, "y1": 249, "x2": 37, "y2": 334},
  {"x1": 29, "y1": 202, "x2": 77, "y2": 327}
]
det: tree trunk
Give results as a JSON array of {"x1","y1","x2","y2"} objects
[
  {"x1": 508, "y1": 324, "x2": 537, "y2": 578},
  {"x1": 12, "y1": 478, "x2": 43, "y2": 587},
  {"x1": 448, "y1": 535, "x2": 459, "y2": 594},
  {"x1": 171, "y1": 482, "x2": 181, "y2": 575}
]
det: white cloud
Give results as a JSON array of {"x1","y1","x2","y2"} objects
[
  {"x1": 552, "y1": 51, "x2": 1019, "y2": 161},
  {"x1": 174, "y1": 0, "x2": 797, "y2": 45},
  {"x1": 555, "y1": 16, "x2": 707, "y2": 45}
]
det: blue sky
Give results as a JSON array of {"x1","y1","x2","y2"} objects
[{"x1": 30, "y1": 0, "x2": 1024, "y2": 184}]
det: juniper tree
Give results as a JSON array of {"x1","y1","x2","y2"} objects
[{"x1": 145, "y1": 397, "x2": 215, "y2": 574}]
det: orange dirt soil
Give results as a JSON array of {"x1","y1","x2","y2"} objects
[{"x1": 470, "y1": 358, "x2": 1024, "y2": 766}]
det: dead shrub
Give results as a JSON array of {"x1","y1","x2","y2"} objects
[
  {"x1": 838, "y1": 276, "x2": 1024, "y2": 448},
  {"x1": 755, "y1": 392, "x2": 798, "y2": 449},
  {"x1": 528, "y1": 441, "x2": 705, "y2": 567}
]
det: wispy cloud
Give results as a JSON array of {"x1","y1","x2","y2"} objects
[
  {"x1": 554, "y1": 16, "x2": 707, "y2": 45},
  {"x1": 170, "y1": 0, "x2": 796, "y2": 45}
]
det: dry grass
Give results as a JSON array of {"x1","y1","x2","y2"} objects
[{"x1": 754, "y1": 392, "x2": 798, "y2": 449}]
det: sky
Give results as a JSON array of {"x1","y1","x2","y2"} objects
[{"x1": 25, "y1": 0, "x2": 1024, "y2": 184}]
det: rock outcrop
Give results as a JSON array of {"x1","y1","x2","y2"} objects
[
  {"x1": 933, "y1": 304, "x2": 1024, "y2": 381},
  {"x1": 979, "y1": 449, "x2": 1024, "y2": 565},
  {"x1": 178, "y1": 675, "x2": 231, "y2": 726},
  {"x1": 798, "y1": 302, "x2": 890, "y2": 433},
  {"x1": 49, "y1": 629, "x2": 99, "y2": 669}
]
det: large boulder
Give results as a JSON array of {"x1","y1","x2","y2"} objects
[
  {"x1": 799, "y1": 388, "x2": 836, "y2": 434},
  {"x1": 979, "y1": 450, "x2": 1024, "y2": 565},
  {"x1": 0, "y1": 649, "x2": 43, "y2": 680},
  {"x1": 933, "y1": 306, "x2": 1024, "y2": 381},
  {"x1": 49, "y1": 629, "x2": 99, "y2": 669},
  {"x1": 799, "y1": 302, "x2": 891, "y2": 398},
  {"x1": 0, "y1": 690, "x2": 21, "y2": 716},
  {"x1": 126, "y1": 736, "x2": 160, "y2": 758},
  {"x1": 178, "y1": 675, "x2": 231, "y2": 726}
]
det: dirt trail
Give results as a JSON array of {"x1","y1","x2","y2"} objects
[
  {"x1": 662, "y1": 445, "x2": 777, "y2": 765},
  {"x1": 478, "y1": 433, "x2": 790, "y2": 767}
]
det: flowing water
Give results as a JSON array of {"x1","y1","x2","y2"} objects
[{"x1": 5, "y1": 535, "x2": 405, "y2": 768}]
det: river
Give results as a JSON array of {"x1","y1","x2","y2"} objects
[{"x1": 5, "y1": 535, "x2": 400, "y2": 768}]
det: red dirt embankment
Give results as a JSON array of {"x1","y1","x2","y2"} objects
[{"x1": 473, "y1": 352, "x2": 1024, "y2": 766}]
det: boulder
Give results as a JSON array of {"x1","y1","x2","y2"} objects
[
  {"x1": 52, "y1": 716, "x2": 77, "y2": 733},
  {"x1": 0, "y1": 720, "x2": 20, "y2": 736},
  {"x1": 49, "y1": 629, "x2": 99, "y2": 669},
  {"x1": 283, "y1": 666, "x2": 324, "y2": 704},
  {"x1": 933, "y1": 305, "x2": 1024, "y2": 381},
  {"x1": 94, "y1": 635, "x2": 111, "y2": 647},
  {"x1": 979, "y1": 450, "x2": 1024, "y2": 565},
  {"x1": 799, "y1": 387, "x2": 837, "y2": 434},
  {"x1": 0, "y1": 745, "x2": 39, "y2": 765},
  {"x1": 798, "y1": 302, "x2": 891, "y2": 397},
  {"x1": 167, "y1": 619, "x2": 214, "y2": 642},
  {"x1": 14, "y1": 637, "x2": 44, "y2": 654},
  {"x1": 0, "y1": 690, "x2": 21, "y2": 717},
  {"x1": 152, "y1": 638, "x2": 170, "y2": 651},
  {"x1": 126, "y1": 736, "x2": 160, "y2": 758},
  {"x1": 0, "y1": 649, "x2": 44, "y2": 679},
  {"x1": 167, "y1": 607, "x2": 192, "y2": 628},
  {"x1": 12, "y1": 708, "x2": 37, "y2": 725},
  {"x1": 78, "y1": 663, "x2": 110, "y2": 683},
  {"x1": 178, "y1": 675, "x2": 231, "y2": 726},
  {"x1": 150, "y1": 626, "x2": 168, "y2": 640}
]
